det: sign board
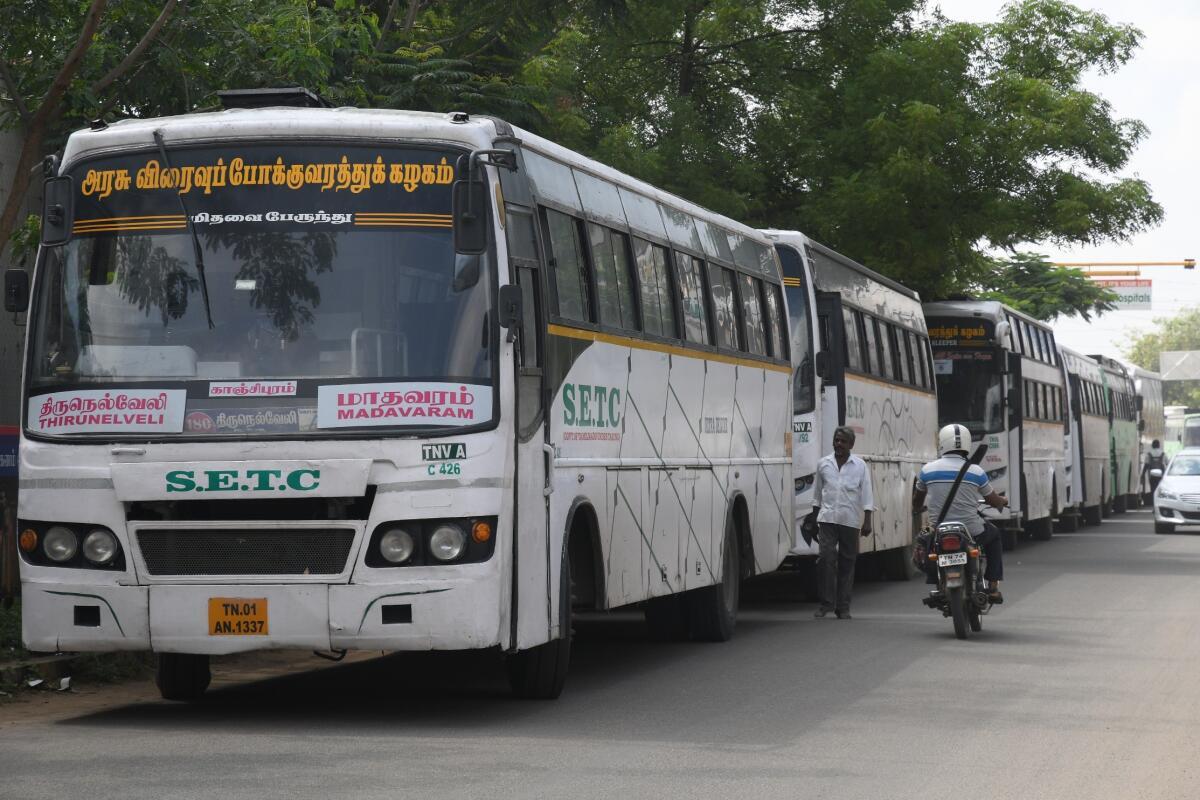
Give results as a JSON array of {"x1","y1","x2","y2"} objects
[
  {"x1": 1161, "y1": 351, "x2": 1200, "y2": 381},
  {"x1": 1093, "y1": 278, "x2": 1151, "y2": 310}
]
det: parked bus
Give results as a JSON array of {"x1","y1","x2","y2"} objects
[
  {"x1": 9, "y1": 99, "x2": 794, "y2": 701},
  {"x1": 922, "y1": 301, "x2": 1068, "y2": 547},
  {"x1": 1127, "y1": 363, "x2": 1165, "y2": 499},
  {"x1": 767, "y1": 231, "x2": 937, "y2": 578},
  {"x1": 1165, "y1": 407, "x2": 1200, "y2": 459},
  {"x1": 1090, "y1": 355, "x2": 1140, "y2": 513},
  {"x1": 1061, "y1": 348, "x2": 1108, "y2": 526}
]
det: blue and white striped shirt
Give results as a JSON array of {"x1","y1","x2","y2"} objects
[{"x1": 916, "y1": 454, "x2": 993, "y2": 535}]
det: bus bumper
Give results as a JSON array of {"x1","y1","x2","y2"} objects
[{"x1": 20, "y1": 570, "x2": 505, "y2": 654}]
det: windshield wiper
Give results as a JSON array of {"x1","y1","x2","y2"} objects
[{"x1": 153, "y1": 129, "x2": 214, "y2": 329}]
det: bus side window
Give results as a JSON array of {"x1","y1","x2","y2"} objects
[
  {"x1": 587, "y1": 223, "x2": 637, "y2": 331},
  {"x1": 892, "y1": 326, "x2": 911, "y2": 385},
  {"x1": 677, "y1": 252, "x2": 712, "y2": 345},
  {"x1": 861, "y1": 316, "x2": 880, "y2": 376},
  {"x1": 543, "y1": 208, "x2": 591, "y2": 323},
  {"x1": 708, "y1": 262, "x2": 742, "y2": 351},
  {"x1": 843, "y1": 312, "x2": 862, "y2": 372},
  {"x1": 905, "y1": 330, "x2": 924, "y2": 388},
  {"x1": 763, "y1": 282, "x2": 788, "y2": 361},
  {"x1": 505, "y1": 207, "x2": 542, "y2": 369},
  {"x1": 738, "y1": 274, "x2": 768, "y2": 356},
  {"x1": 877, "y1": 319, "x2": 895, "y2": 380},
  {"x1": 633, "y1": 237, "x2": 675, "y2": 338}
]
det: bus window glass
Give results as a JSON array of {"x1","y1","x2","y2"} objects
[
  {"x1": 617, "y1": 187, "x2": 668, "y2": 240},
  {"x1": 573, "y1": 170, "x2": 626, "y2": 226},
  {"x1": 862, "y1": 316, "x2": 880, "y2": 375},
  {"x1": 763, "y1": 283, "x2": 788, "y2": 361},
  {"x1": 843, "y1": 314, "x2": 862, "y2": 372},
  {"x1": 677, "y1": 253, "x2": 711, "y2": 344},
  {"x1": 545, "y1": 209, "x2": 590, "y2": 322},
  {"x1": 738, "y1": 275, "x2": 767, "y2": 356},
  {"x1": 587, "y1": 223, "x2": 636, "y2": 330},
  {"x1": 906, "y1": 331, "x2": 923, "y2": 387},
  {"x1": 506, "y1": 207, "x2": 539, "y2": 262},
  {"x1": 660, "y1": 205, "x2": 703, "y2": 251},
  {"x1": 877, "y1": 320, "x2": 895, "y2": 379},
  {"x1": 708, "y1": 263, "x2": 742, "y2": 350},
  {"x1": 934, "y1": 352, "x2": 1004, "y2": 434},
  {"x1": 891, "y1": 326, "x2": 910, "y2": 384},
  {"x1": 695, "y1": 219, "x2": 734, "y2": 263},
  {"x1": 1183, "y1": 418, "x2": 1200, "y2": 448},
  {"x1": 633, "y1": 238, "x2": 673, "y2": 337},
  {"x1": 525, "y1": 151, "x2": 582, "y2": 211}
]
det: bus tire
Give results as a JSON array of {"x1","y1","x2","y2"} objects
[
  {"x1": 643, "y1": 593, "x2": 690, "y2": 641},
  {"x1": 156, "y1": 653, "x2": 211, "y2": 702},
  {"x1": 689, "y1": 514, "x2": 739, "y2": 642},
  {"x1": 1082, "y1": 505, "x2": 1102, "y2": 526},
  {"x1": 507, "y1": 544, "x2": 571, "y2": 700},
  {"x1": 1030, "y1": 516, "x2": 1053, "y2": 541},
  {"x1": 1113, "y1": 493, "x2": 1128, "y2": 514},
  {"x1": 1055, "y1": 512, "x2": 1080, "y2": 533},
  {"x1": 1001, "y1": 527, "x2": 1018, "y2": 551}
]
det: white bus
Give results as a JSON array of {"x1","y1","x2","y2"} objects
[
  {"x1": 922, "y1": 301, "x2": 1068, "y2": 547},
  {"x1": 1127, "y1": 363, "x2": 1165, "y2": 500},
  {"x1": 1061, "y1": 348, "x2": 1108, "y2": 526},
  {"x1": 9, "y1": 100, "x2": 793, "y2": 700},
  {"x1": 1090, "y1": 355, "x2": 1140, "y2": 513},
  {"x1": 766, "y1": 231, "x2": 938, "y2": 578}
]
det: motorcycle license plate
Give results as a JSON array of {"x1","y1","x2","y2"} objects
[{"x1": 937, "y1": 552, "x2": 968, "y2": 567}]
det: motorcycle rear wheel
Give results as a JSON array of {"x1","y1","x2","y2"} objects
[
  {"x1": 969, "y1": 605, "x2": 983, "y2": 632},
  {"x1": 949, "y1": 586, "x2": 969, "y2": 640}
]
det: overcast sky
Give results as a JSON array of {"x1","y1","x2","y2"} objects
[{"x1": 932, "y1": 0, "x2": 1198, "y2": 362}]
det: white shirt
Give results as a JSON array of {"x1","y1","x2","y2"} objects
[{"x1": 812, "y1": 453, "x2": 874, "y2": 528}]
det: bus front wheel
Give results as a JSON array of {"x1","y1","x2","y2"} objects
[
  {"x1": 156, "y1": 653, "x2": 211, "y2": 702},
  {"x1": 507, "y1": 545, "x2": 572, "y2": 699}
]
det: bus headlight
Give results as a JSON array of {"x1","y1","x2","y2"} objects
[
  {"x1": 43, "y1": 526, "x2": 78, "y2": 562},
  {"x1": 82, "y1": 528, "x2": 119, "y2": 565},
  {"x1": 378, "y1": 527, "x2": 416, "y2": 564},
  {"x1": 429, "y1": 523, "x2": 467, "y2": 562}
]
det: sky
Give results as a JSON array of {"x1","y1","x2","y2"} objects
[{"x1": 933, "y1": 0, "x2": 1199, "y2": 363}]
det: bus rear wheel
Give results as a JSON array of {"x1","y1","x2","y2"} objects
[
  {"x1": 156, "y1": 653, "x2": 211, "y2": 702},
  {"x1": 688, "y1": 515, "x2": 740, "y2": 642},
  {"x1": 1055, "y1": 512, "x2": 1080, "y2": 532},
  {"x1": 1030, "y1": 516, "x2": 1053, "y2": 541},
  {"x1": 1113, "y1": 493, "x2": 1128, "y2": 514},
  {"x1": 1082, "y1": 504, "x2": 1102, "y2": 526}
]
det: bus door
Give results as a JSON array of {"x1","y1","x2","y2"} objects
[
  {"x1": 1004, "y1": 351, "x2": 1024, "y2": 527},
  {"x1": 814, "y1": 291, "x2": 847, "y2": 444},
  {"x1": 1068, "y1": 372, "x2": 1086, "y2": 504}
]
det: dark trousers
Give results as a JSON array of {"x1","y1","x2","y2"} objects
[{"x1": 818, "y1": 522, "x2": 858, "y2": 612}]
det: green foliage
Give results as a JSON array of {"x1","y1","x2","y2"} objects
[
  {"x1": 0, "y1": 0, "x2": 1164, "y2": 304},
  {"x1": 1126, "y1": 308, "x2": 1200, "y2": 407},
  {"x1": 7, "y1": 214, "x2": 40, "y2": 267},
  {"x1": 975, "y1": 252, "x2": 1117, "y2": 321}
]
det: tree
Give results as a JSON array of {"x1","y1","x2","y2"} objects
[
  {"x1": 975, "y1": 253, "x2": 1116, "y2": 321},
  {"x1": 1126, "y1": 309, "x2": 1200, "y2": 407}
]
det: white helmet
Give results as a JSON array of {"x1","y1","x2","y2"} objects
[{"x1": 938, "y1": 423, "x2": 971, "y2": 456}]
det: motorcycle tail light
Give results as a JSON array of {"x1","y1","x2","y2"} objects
[{"x1": 939, "y1": 534, "x2": 961, "y2": 551}]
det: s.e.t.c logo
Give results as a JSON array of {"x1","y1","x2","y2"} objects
[{"x1": 165, "y1": 468, "x2": 320, "y2": 493}]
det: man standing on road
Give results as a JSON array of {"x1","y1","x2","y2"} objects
[{"x1": 810, "y1": 426, "x2": 873, "y2": 620}]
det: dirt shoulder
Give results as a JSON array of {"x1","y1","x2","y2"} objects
[{"x1": 1, "y1": 649, "x2": 386, "y2": 726}]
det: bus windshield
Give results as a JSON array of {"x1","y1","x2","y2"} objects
[
  {"x1": 933, "y1": 351, "x2": 1005, "y2": 435},
  {"x1": 1185, "y1": 418, "x2": 1200, "y2": 448},
  {"x1": 26, "y1": 143, "x2": 495, "y2": 439}
]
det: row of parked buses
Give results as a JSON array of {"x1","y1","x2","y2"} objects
[
  {"x1": 9, "y1": 101, "x2": 1168, "y2": 701},
  {"x1": 779, "y1": 250, "x2": 1167, "y2": 570}
]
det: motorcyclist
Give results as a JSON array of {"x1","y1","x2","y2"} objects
[{"x1": 913, "y1": 423, "x2": 1010, "y2": 603}]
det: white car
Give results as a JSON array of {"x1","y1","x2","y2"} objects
[{"x1": 1153, "y1": 448, "x2": 1200, "y2": 534}]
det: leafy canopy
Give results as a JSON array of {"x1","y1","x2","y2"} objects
[{"x1": 1126, "y1": 308, "x2": 1200, "y2": 407}]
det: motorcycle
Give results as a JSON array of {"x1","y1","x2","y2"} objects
[{"x1": 921, "y1": 520, "x2": 992, "y2": 639}]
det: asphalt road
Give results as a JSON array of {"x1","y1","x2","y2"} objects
[{"x1": 3, "y1": 508, "x2": 1200, "y2": 800}]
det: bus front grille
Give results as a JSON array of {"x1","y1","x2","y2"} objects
[{"x1": 137, "y1": 528, "x2": 356, "y2": 576}]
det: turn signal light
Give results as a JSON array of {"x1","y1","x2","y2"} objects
[
  {"x1": 471, "y1": 520, "x2": 493, "y2": 544},
  {"x1": 18, "y1": 528, "x2": 38, "y2": 552},
  {"x1": 928, "y1": 553, "x2": 938, "y2": 561},
  {"x1": 968, "y1": 548, "x2": 980, "y2": 558}
]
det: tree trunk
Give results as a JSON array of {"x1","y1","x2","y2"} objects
[{"x1": 0, "y1": 0, "x2": 108, "y2": 263}]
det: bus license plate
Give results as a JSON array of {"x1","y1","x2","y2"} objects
[
  {"x1": 208, "y1": 597, "x2": 269, "y2": 635},
  {"x1": 937, "y1": 552, "x2": 968, "y2": 567}
]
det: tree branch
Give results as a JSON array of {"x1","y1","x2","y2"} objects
[
  {"x1": 376, "y1": 0, "x2": 399, "y2": 51},
  {"x1": 0, "y1": 59, "x2": 31, "y2": 125},
  {"x1": 92, "y1": 0, "x2": 177, "y2": 94}
]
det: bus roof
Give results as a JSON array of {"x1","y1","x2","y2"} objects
[
  {"x1": 921, "y1": 299, "x2": 1054, "y2": 333},
  {"x1": 761, "y1": 230, "x2": 920, "y2": 300}
]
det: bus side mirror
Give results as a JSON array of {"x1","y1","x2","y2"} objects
[
  {"x1": 452, "y1": 159, "x2": 488, "y2": 255},
  {"x1": 41, "y1": 176, "x2": 73, "y2": 246},
  {"x1": 1139, "y1": 419, "x2": 1146, "y2": 432},
  {"x1": 1136, "y1": 396, "x2": 1144, "y2": 411},
  {"x1": 498, "y1": 283, "x2": 523, "y2": 331},
  {"x1": 815, "y1": 350, "x2": 829, "y2": 380},
  {"x1": 4, "y1": 269, "x2": 29, "y2": 312},
  {"x1": 1007, "y1": 387, "x2": 1021, "y2": 415}
]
